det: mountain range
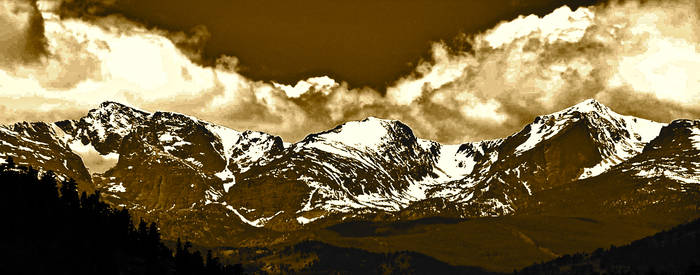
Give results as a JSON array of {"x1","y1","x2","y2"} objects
[{"x1": 0, "y1": 99, "x2": 698, "y2": 268}]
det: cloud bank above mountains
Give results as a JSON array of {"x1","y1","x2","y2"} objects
[{"x1": 0, "y1": 0, "x2": 698, "y2": 144}]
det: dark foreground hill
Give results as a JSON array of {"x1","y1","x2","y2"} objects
[
  {"x1": 0, "y1": 159, "x2": 243, "y2": 275},
  {"x1": 1, "y1": 159, "x2": 700, "y2": 274},
  {"x1": 222, "y1": 240, "x2": 497, "y2": 274},
  {"x1": 0, "y1": 161, "x2": 498, "y2": 274},
  {"x1": 518, "y1": 217, "x2": 700, "y2": 275}
]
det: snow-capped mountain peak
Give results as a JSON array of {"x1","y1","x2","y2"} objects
[
  {"x1": 643, "y1": 119, "x2": 700, "y2": 152},
  {"x1": 506, "y1": 99, "x2": 664, "y2": 179},
  {"x1": 323, "y1": 117, "x2": 391, "y2": 148},
  {"x1": 73, "y1": 101, "x2": 149, "y2": 148},
  {"x1": 515, "y1": 99, "x2": 663, "y2": 156},
  {"x1": 567, "y1": 98, "x2": 607, "y2": 113},
  {"x1": 90, "y1": 101, "x2": 149, "y2": 126},
  {"x1": 302, "y1": 117, "x2": 416, "y2": 150},
  {"x1": 2, "y1": 99, "x2": 689, "y2": 230}
]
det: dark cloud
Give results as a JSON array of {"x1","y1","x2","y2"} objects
[
  {"x1": 57, "y1": 0, "x2": 213, "y2": 63},
  {"x1": 1, "y1": 0, "x2": 698, "y2": 146},
  {"x1": 600, "y1": 88, "x2": 700, "y2": 124},
  {"x1": 0, "y1": 0, "x2": 47, "y2": 66},
  {"x1": 167, "y1": 25, "x2": 211, "y2": 63},
  {"x1": 57, "y1": 0, "x2": 116, "y2": 18},
  {"x1": 384, "y1": 0, "x2": 700, "y2": 142},
  {"x1": 56, "y1": 0, "x2": 602, "y2": 90}
]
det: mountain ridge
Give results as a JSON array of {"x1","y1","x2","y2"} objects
[{"x1": 0, "y1": 99, "x2": 697, "y2": 235}]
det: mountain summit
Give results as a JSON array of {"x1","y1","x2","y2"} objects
[
  {"x1": 0, "y1": 99, "x2": 696, "y2": 238},
  {"x1": 514, "y1": 98, "x2": 663, "y2": 178}
]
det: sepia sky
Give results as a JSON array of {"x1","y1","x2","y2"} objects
[
  {"x1": 0, "y1": 0, "x2": 699, "y2": 144},
  {"x1": 64, "y1": 0, "x2": 601, "y2": 90}
]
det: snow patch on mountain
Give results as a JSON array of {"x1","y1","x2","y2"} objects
[
  {"x1": 403, "y1": 178, "x2": 429, "y2": 201},
  {"x1": 354, "y1": 192, "x2": 403, "y2": 210},
  {"x1": 480, "y1": 198, "x2": 514, "y2": 217},
  {"x1": 107, "y1": 182, "x2": 126, "y2": 193},
  {"x1": 232, "y1": 131, "x2": 275, "y2": 166},
  {"x1": 298, "y1": 175, "x2": 408, "y2": 213},
  {"x1": 49, "y1": 123, "x2": 72, "y2": 145},
  {"x1": 578, "y1": 103, "x2": 664, "y2": 179},
  {"x1": 205, "y1": 188, "x2": 223, "y2": 205},
  {"x1": 506, "y1": 99, "x2": 664, "y2": 179},
  {"x1": 82, "y1": 102, "x2": 148, "y2": 143},
  {"x1": 222, "y1": 178, "x2": 235, "y2": 192},
  {"x1": 157, "y1": 132, "x2": 176, "y2": 143},
  {"x1": 515, "y1": 99, "x2": 606, "y2": 154},
  {"x1": 205, "y1": 124, "x2": 241, "y2": 157},
  {"x1": 204, "y1": 124, "x2": 244, "y2": 185},
  {"x1": 433, "y1": 144, "x2": 475, "y2": 180},
  {"x1": 68, "y1": 139, "x2": 119, "y2": 174},
  {"x1": 523, "y1": 183, "x2": 533, "y2": 196},
  {"x1": 226, "y1": 206, "x2": 283, "y2": 227},
  {"x1": 298, "y1": 117, "x2": 416, "y2": 174},
  {"x1": 665, "y1": 171, "x2": 700, "y2": 185},
  {"x1": 634, "y1": 167, "x2": 700, "y2": 185},
  {"x1": 689, "y1": 128, "x2": 700, "y2": 150},
  {"x1": 319, "y1": 117, "x2": 390, "y2": 149},
  {"x1": 515, "y1": 117, "x2": 571, "y2": 154},
  {"x1": 158, "y1": 132, "x2": 192, "y2": 153},
  {"x1": 302, "y1": 141, "x2": 375, "y2": 167},
  {"x1": 296, "y1": 215, "x2": 324, "y2": 225}
]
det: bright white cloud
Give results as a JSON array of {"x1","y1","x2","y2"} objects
[
  {"x1": 483, "y1": 5, "x2": 595, "y2": 48},
  {"x1": 273, "y1": 76, "x2": 338, "y2": 98},
  {"x1": 0, "y1": 0, "x2": 698, "y2": 144},
  {"x1": 387, "y1": 43, "x2": 474, "y2": 106}
]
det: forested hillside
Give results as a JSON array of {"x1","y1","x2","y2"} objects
[
  {"x1": 518, "y1": 217, "x2": 700, "y2": 275},
  {"x1": 0, "y1": 157, "x2": 244, "y2": 275}
]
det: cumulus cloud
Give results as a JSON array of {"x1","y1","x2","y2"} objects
[
  {"x1": 0, "y1": 0, "x2": 699, "y2": 144},
  {"x1": 273, "y1": 76, "x2": 339, "y2": 98},
  {"x1": 0, "y1": 0, "x2": 47, "y2": 66},
  {"x1": 56, "y1": 0, "x2": 116, "y2": 18},
  {"x1": 385, "y1": 0, "x2": 700, "y2": 141}
]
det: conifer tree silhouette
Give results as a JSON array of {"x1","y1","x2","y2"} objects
[{"x1": 0, "y1": 163, "x2": 245, "y2": 275}]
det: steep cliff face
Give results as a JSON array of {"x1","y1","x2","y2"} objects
[
  {"x1": 417, "y1": 99, "x2": 664, "y2": 217},
  {"x1": 50, "y1": 102, "x2": 288, "y2": 213},
  {"x1": 219, "y1": 117, "x2": 444, "y2": 230},
  {"x1": 95, "y1": 126, "x2": 220, "y2": 210},
  {"x1": 0, "y1": 122, "x2": 93, "y2": 191},
  {"x1": 57, "y1": 101, "x2": 150, "y2": 155},
  {"x1": 614, "y1": 119, "x2": 700, "y2": 202},
  {"x1": 522, "y1": 119, "x2": 700, "y2": 218},
  {"x1": 1, "y1": 99, "x2": 696, "y2": 239}
]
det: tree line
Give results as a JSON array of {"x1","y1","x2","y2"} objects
[
  {"x1": 516, "y1": 216, "x2": 700, "y2": 275},
  {"x1": 0, "y1": 157, "x2": 244, "y2": 275}
]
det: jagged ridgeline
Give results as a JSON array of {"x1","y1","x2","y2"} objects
[
  {"x1": 0, "y1": 160, "x2": 244, "y2": 275},
  {"x1": 0, "y1": 100, "x2": 696, "y2": 230},
  {"x1": 0, "y1": 99, "x2": 698, "y2": 273}
]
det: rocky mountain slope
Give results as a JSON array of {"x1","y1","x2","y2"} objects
[
  {"x1": 0, "y1": 99, "x2": 697, "y2": 241},
  {"x1": 522, "y1": 118, "x2": 700, "y2": 219},
  {"x1": 0, "y1": 122, "x2": 92, "y2": 191},
  {"x1": 416, "y1": 99, "x2": 665, "y2": 217}
]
